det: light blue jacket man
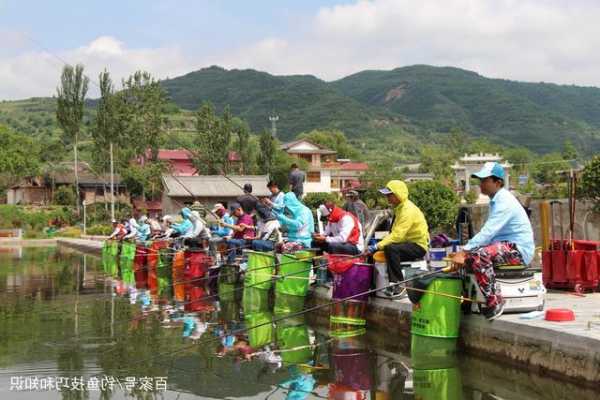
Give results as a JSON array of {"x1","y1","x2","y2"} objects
[
  {"x1": 274, "y1": 192, "x2": 314, "y2": 248},
  {"x1": 463, "y1": 163, "x2": 535, "y2": 264},
  {"x1": 172, "y1": 207, "x2": 194, "y2": 237}
]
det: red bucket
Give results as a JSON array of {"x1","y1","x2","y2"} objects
[
  {"x1": 327, "y1": 254, "x2": 364, "y2": 274},
  {"x1": 134, "y1": 245, "x2": 148, "y2": 289},
  {"x1": 566, "y1": 250, "x2": 584, "y2": 282},
  {"x1": 542, "y1": 250, "x2": 552, "y2": 285},
  {"x1": 551, "y1": 250, "x2": 567, "y2": 283},
  {"x1": 184, "y1": 250, "x2": 211, "y2": 286}
]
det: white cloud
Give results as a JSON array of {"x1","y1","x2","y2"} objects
[
  {"x1": 3, "y1": 0, "x2": 600, "y2": 99},
  {"x1": 218, "y1": 0, "x2": 600, "y2": 86},
  {"x1": 0, "y1": 35, "x2": 195, "y2": 99}
]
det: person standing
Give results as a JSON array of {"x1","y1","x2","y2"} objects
[
  {"x1": 343, "y1": 190, "x2": 369, "y2": 230},
  {"x1": 288, "y1": 163, "x2": 305, "y2": 199}
]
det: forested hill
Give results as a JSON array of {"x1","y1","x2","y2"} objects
[
  {"x1": 159, "y1": 66, "x2": 378, "y2": 139},
  {"x1": 2, "y1": 65, "x2": 600, "y2": 154},
  {"x1": 331, "y1": 65, "x2": 600, "y2": 153}
]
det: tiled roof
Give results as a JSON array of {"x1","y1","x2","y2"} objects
[{"x1": 340, "y1": 162, "x2": 369, "y2": 171}]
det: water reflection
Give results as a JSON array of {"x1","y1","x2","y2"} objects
[{"x1": 0, "y1": 247, "x2": 598, "y2": 399}]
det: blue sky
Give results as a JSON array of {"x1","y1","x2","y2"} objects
[
  {"x1": 1, "y1": 1, "x2": 339, "y2": 55},
  {"x1": 2, "y1": 0, "x2": 600, "y2": 99}
]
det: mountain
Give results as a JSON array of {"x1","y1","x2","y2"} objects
[
  {"x1": 160, "y1": 66, "x2": 378, "y2": 139},
  {"x1": 331, "y1": 65, "x2": 600, "y2": 153},
  {"x1": 3, "y1": 65, "x2": 600, "y2": 154}
]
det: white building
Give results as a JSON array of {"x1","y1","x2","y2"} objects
[
  {"x1": 281, "y1": 140, "x2": 338, "y2": 194},
  {"x1": 452, "y1": 153, "x2": 512, "y2": 193}
]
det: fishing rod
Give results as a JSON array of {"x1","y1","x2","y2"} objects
[
  {"x1": 17, "y1": 246, "x2": 348, "y2": 318},
  {"x1": 103, "y1": 267, "x2": 450, "y2": 375},
  {"x1": 47, "y1": 254, "x2": 341, "y2": 351}
]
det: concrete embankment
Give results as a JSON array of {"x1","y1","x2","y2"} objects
[
  {"x1": 55, "y1": 238, "x2": 600, "y2": 386},
  {"x1": 309, "y1": 287, "x2": 600, "y2": 386}
]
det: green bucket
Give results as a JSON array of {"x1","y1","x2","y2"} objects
[
  {"x1": 245, "y1": 251, "x2": 275, "y2": 290},
  {"x1": 276, "y1": 252, "x2": 311, "y2": 297},
  {"x1": 411, "y1": 276, "x2": 462, "y2": 339},
  {"x1": 219, "y1": 281, "x2": 237, "y2": 302},
  {"x1": 119, "y1": 241, "x2": 136, "y2": 285},
  {"x1": 245, "y1": 311, "x2": 274, "y2": 348},
  {"x1": 157, "y1": 247, "x2": 173, "y2": 297},
  {"x1": 243, "y1": 287, "x2": 270, "y2": 315},
  {"x1": 274, "y1": 293, "x2": 306, "y2": 317},
  {"x1": 276, "y1": 323, "x2": 312, "y2": 365},
  {"x1": 411, "y1": 335, "x2": 458, "y2": 369},
  {"x1": 101, "y1": 241, "x2": 118, "y2": 276}
]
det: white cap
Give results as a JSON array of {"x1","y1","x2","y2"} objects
[{"x1": 318, "y1": 204, "x2": 330, "y2": 217}]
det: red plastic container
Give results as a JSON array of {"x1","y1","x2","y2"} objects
[
  {"x1": 545, "y1": 308, "x2": 575, "y2": 322},
  {"x1": 184, "y1": 286, "x2": 213, "y2": 312},
  {"x1": 542, "y1": 250, "x2": 553, "y2": 286},
  {"x1": 133, "y1": 245, "x2": 148, "y2": 289},
  {"x1": 184, "y1": 250, "x2": 211, "y2": 286}
]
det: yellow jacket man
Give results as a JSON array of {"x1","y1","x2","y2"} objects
[{"x1": 367, "y1": 180, "x2": 429, "y2": 296}]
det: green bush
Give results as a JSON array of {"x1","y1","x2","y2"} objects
[
  {"x1": 58, "y1": 226, "x2": 82, "y2": 238},
  {"x1": 580, "y1": 156, "x2": 600, "y2": 212},
  {"x1": 85, "y1": 202, "x2": 132, "y2": 225},
  {"x1": 0, "y1": 205, "x2": 75, "y2": 233},
  {"x1": 464, "y1": 189, "x2": 478, "y2": 204},
  {"x1": 408, "y1": 180, "x2": 459, "y2": 234},
  {"x1": 302, "y1": 192, "x2": 340, "y2": 209},
  {"x1": 87, "y1": 224, "x2": 112, "y2": 236},
  {"x1": 53, "y1": 185, "x2": 76, "y2": 206}
]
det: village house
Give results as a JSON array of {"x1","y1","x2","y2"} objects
[
  {"x1": 280, "y1": 140, "x2": 369, "y2": 194},
  {"x1": 6, "y1": 162, "x2": 129, "y2": 206}
]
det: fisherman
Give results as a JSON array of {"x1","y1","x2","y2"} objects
[
  {"x1": 136, "y1": 215, "x2": 151, "y2": 242},
  {"x1": 313, "y1": 201, "x2": 364, "y2": 255},
  {"x1": 237, "y1": 183, "x2": 258, "y2": 214},
  {"x1": 449, "y1": 162, "x2": 534, "y2": 320},
  {"x1": 343, "y1": 190, "x2": 369, "y2": 230},
  {"x1": 147, "y1": 216, "x2": 163, "y2": 238},
  {"x1": 273, "y1": 192, "x2": 314, "y2": 251},
  {"x1": 171, "y1": 207, "x2": 194, "y2": 239},
  {"x1": 187, "y1": 210, "x2": 211, "y2": 248},
  {"x1": 252, "y1": 201, "x2": 282, "y2": 251},
  {"x1": 210, "y1": 203, "x2": 234, "y2": 239},
  {"x1": 108, "y1": 219, "x2": 127, "y2": 240},
  {"x1": 123, "y1": 215, "x2": 139, "y2": 241},
  {"x1": 262, "y1": 180, "x2": 285, "y2": 212},
  {"x1": 225, "y1": 203, "x2": 256, "y2": 263},
  {"x1": 365, "y1": 180, "x2": 429, "y2": 298},
  {"x1": 156, "y1": 215, "x2": 175, "y2": 238}
]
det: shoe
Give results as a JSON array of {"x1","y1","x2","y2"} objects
[
  {"x1": 483, "y1": 302, "x2": 505, "y2": 321},
  {"x1": 379, "y1": 286, "x2": 406, "y2": 300}
]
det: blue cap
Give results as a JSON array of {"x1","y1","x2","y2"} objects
[
  {"x1": 378, "y1": 187, "x2": 393, "y2": 195},
  {"x1": 471, "y1": 162, "x2": 505, "y2": 180}
]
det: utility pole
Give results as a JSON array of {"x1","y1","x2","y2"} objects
[
  {"x1": 110, "y1": 142, "x2": 115, "y2": 221},
  {"x1": 269, "y1": 115, "x2": 279, "y2": 139}
]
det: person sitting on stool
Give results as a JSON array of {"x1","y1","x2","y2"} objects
[
  {"x1": 449, "y1": 162, "x2": 534, "y2": 321},
  {"x1": 365, "y1": 180, "x2": 429, "y2": 297},
  {"x1": 313, "y1": 201, "x2": 364, "y2": 255}
]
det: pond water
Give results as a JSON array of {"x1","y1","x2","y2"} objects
[{"x1": 0, "y1": 246, "x2": 598, "y2": 400}]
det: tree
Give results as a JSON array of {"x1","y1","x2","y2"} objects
[
  {"x1": 56, "y1": 64, "x2": 89, "y2": 214},
  {"x1": 233, "y1": 117, "x2": 251, "y2": 173},
  {"x1": 118, "y1": 71, "x2": 166, "y2": 160},
  {"x1": 360, "y1": 159, "x2": 398, "y2": 208},
  {"x1": 0, "y1": 125, "x2": 40, "y2": 193},
  {"x1": 297, "y1": 129, "x2": 359, "y2": 159},
  {"x1": 579, "y1": 156, "x2": 600, "y2": 212},
  {"x1": 258, "y1": 130, "x2": 277, "y2": 175},
  {"x1": 408, "y1": 180, "x2": 459, "y2": 233},
  {"x1": 561, "y1": 139, "x2": 578, "y2": 161},
  {"x1": 192, "y1": 102, "x2": 232, "y2": 174}
]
